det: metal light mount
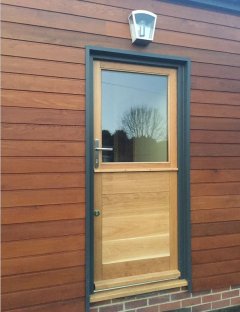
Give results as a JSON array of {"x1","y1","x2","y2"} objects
[{"x1": 128, "y1": 10, "x2": 157, "y2": 46}]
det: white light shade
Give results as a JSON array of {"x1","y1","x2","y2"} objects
[{"x1": 128, "y1": 10, "x2": 157, "y2": 46}]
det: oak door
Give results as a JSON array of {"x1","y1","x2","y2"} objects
[{"x1": 93, "y1": 61, "x2": 179, "y2": 291}]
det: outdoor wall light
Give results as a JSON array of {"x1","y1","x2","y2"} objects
[{"x1": 128, "y1": 10, "x2": 157, "y2": 46}]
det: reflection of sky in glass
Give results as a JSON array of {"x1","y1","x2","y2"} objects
[{"x1": 102, "y1": 70, "x2": 168, "y2": 136}]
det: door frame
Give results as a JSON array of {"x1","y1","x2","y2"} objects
[{"x1": 85, "y1": 46, "x2": 191, "y2": 308}]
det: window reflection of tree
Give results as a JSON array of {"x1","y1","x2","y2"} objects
[{"x1": 102, "y1": 106, "x2": 168, "y2": 163}]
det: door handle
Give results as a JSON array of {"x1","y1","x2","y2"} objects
[
  {"x1": 95, "y1": 147, "x2": 113, "y2": 151},
  {"x1": 94, "y1": 139, "x2": 113, "y2": 168}
]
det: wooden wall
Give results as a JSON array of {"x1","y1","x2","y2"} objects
[{"x1": 1, "y1": 0, "x2": 240, "y2": 311}]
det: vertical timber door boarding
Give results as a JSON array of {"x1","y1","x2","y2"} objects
[{"x1": 93, "y1": 61, "x2": 180, "y2": 291}]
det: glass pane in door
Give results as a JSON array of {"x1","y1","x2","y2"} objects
[{"x1": 101, "y1": 70, "x2": 168, "y2": 163}]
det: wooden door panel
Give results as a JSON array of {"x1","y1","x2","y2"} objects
[
  {"x1": 102, "y1": 172, "x2": 170, "y2": 194},
  {"x1": 102, "y1": 192, "x2": 169, "y2": 217},
  {"x1": 94, "y1": 171, "x2": 178, "y2": 288},
  {"x1": 103, "y1": 213, "x2": 169, "y2": 240}
]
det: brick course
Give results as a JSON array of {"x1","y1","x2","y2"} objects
[{"x1": 90, "y1": 285, "x2": 240, "y2": 311}]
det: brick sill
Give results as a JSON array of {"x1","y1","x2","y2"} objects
[{"x1": 90, "y1": 279, "x2": 188, "y2": 303}]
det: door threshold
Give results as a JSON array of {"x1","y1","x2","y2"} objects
[{"x1": 90, "y1": 279, "x2": 188, "y2": 303}]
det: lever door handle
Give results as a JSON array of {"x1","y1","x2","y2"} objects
[
  {"x1": 95, "y1": 147, "x2": 113, "y2": 151},
  {"x1": 94, "y1": 139, "x2": 113, "y2": 168}
]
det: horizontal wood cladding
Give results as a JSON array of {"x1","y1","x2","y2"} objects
[
  {"x1": 191, "y1": 170, "x2": 240, "y2": 183},
  {"x1": 2, "y1": 141, "x2": 85, "y2": 157},
  {"x1": 191, "y1": 117, "x2": 240, "y2": 131},
  {"x1": 192, "y1": 245, "x2": 240, "y2": 264},
  {"x1": 192, "y1": 221, "x2": 240, "y2": 236},
  {"x1": 2, "y1": 124, "x2": 85, "y2": 141},
  {"x1": 2, "y1": 188, "x2": 85, "y2": 207},
  {"x1": 192, "y1": 195, "x2": 240, "y2": 210},
  {"x1": 2, "y1": 107, "x2": 85, "y2": 125},
  {"x1": 2, "y1": 26, "x2": 240, "y2": 67},
  {"x1": 76, "y1": 0, "x2": 240, "y2": 28},
  {"x1": 2, "y1": 282, "x2": 85, "y2": 311},
  {"x1": 1, "y1": 0, "x2": 240, "y2": 308},
  {"x1": 192, "y1": 272, "x2": 240, "y2": 291},
  {"x1": 191, "y1": 130, "x2": 240, "y2": 144},
  {"x1": 2, "y1": 4, "x2": 240, "y2": 54},
  {"x1": 192, "y1": 233, "x2": 240, "y2": 250},
  {"x1": 2, "y1": 90, "x2": 85, "y2": 110},
  {"x1": 1, "y1": 157, "x2": 85, "y2": 173},
  {"x1": 2, "y1": 203, "x2": 85, "y2": 224},
  {"x1": 2, "y1": 73, "x2": 85, "y2": 95},
  {"x1": 2, "y1": 298, "x2": 85, "y2": 312},
  {"x1": 2, "y1": 266, "x2": 85, "y2": 293},
  {"x1": 2, "y1": 173, "x2": 85, "y2": 190},
  {"x1": 2, "y1": 219, "x2": 85, "y2": 241},
  {"x1": 2, "y1": 235, "x2": 85, "y2": 259},
  {"x1": 192, "y1": 259, "x2": 240, "y2": 278},
  {"x1": 2, "y1": 56, "x2": 85, "y2": 79},
  {"x1": 191, "y1": 208, "x2": 240, "y2": 223},
  {"x1": 191, "y1": 157, "x2": 240, "y2": 170},
  {"x1": 3, "y1": 55, "x2": 240, "y2": 81},
  {"x1": 2, "y1": 0, "x2": 240, "y2": 40},
  {"x1": 2, "y1": 250, "x2": 85, "y2": 276},
  {"x1": 191, "y1": 90, "x2": 240, "y2": 105}
]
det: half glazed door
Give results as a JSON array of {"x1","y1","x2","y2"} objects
[{"x1": 93, "y1": 61, "x2": 179, "y2": 291}]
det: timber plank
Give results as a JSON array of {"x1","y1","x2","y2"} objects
[
  {"x1": 192, "y1": 76, "x2": 240, "y2": 93},
  {"x1": 2, "y1": 90, "x2": 85, "y2": 110},
  {"x1": 2, "y1": 73, "x2": 85, "y2": 95},
  {"x1": 2, "y1": 124, "x2": 85, "y2": 141},
  {"x1": 192, "y1": 259, "x2": 240, "y2": 278},
  {"x1": 191, "y1": 157, "x2": 240, "y2": 170},
  {"x1": 2, "y1": 188, "x2": 85, "y2": 207},
  {"x1": 191, "y1": 103, "x2": 240, "y2": 119},
  {"x1": 2, "y1": 4, "x2": 240, "y2": 54},
  {"x1": 191, "y1": 117, "x2": 240, "y2": 131},
  {"x1": 2, "y1": 219, "x2": 85, "y2": 241},
  {"x1": 2, "y1": 141, "x2": 85, "y2": 157},
  {"x1": 191, "y1": 182, "x2": 240, "y2": 196},
  {"x1": 191, "y1": 143, "x2": 240, "y2": 157},
  {"x1": 191, "y1": 130, "x2": 240, "y2": 144},
  {"x1": 191, "y1": 90, "x2": 240, "y2": 105},
  {"x1": 1, "y1": 37, "x2": 85, "y2": 63},
  {"x1": 1, "y1": 282, "x2": 85, "y2": 310},
  {"x1": 2, "y1": 266, "x2": 85, "y2": 293},
  {"x1": 2, "y1": 106, "x2": 85, "y2": 126},
  {"x1": 2, "y1": 235, "x2": 85, "y2": 258},
  {"x1": 2, "y1": 250, "x2": 85, "y2": 276},
  {"x1": 191, "y1": 208, "x2": 240, "y2": 224},
  {"x1": 192, "y1": 222, "x2": 240, "y2": 237},
  {"x1": 1, "y1": 56, "x2": 85, "y2": 79},
  {"x1": 191, "y1": 195, "x2": 240, "y2": 210},
  {"x1": 191, "y1": 170, "x2": 240, "y2": 183},
  {"x1": 192, "y1": 246, "x2": 240, "y2": 265},
  {"x1": 2, "y1": 203, "x2": 85, "y2": 224},
  {"x1": 191, "y1": 62, "x2": 240, "y2": 80},
  {"x1": 2, "y1": 173, "x2": 85, "y2": 190},
  {"x1": 192, "y1": 272, "x2": 240, "y2": 291},
  {"x1": 192, "y1": 233, "x2": 240, "y2": 251},
  {"x1": 1, "y1": 157, "x2": 85, "y2": 173},
  {"x1": 1, "y1": 298, "x2": 85, "y2": 312},
  {"x1": 2, "y1": 0, "x2": 240, "y2": 41}
]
